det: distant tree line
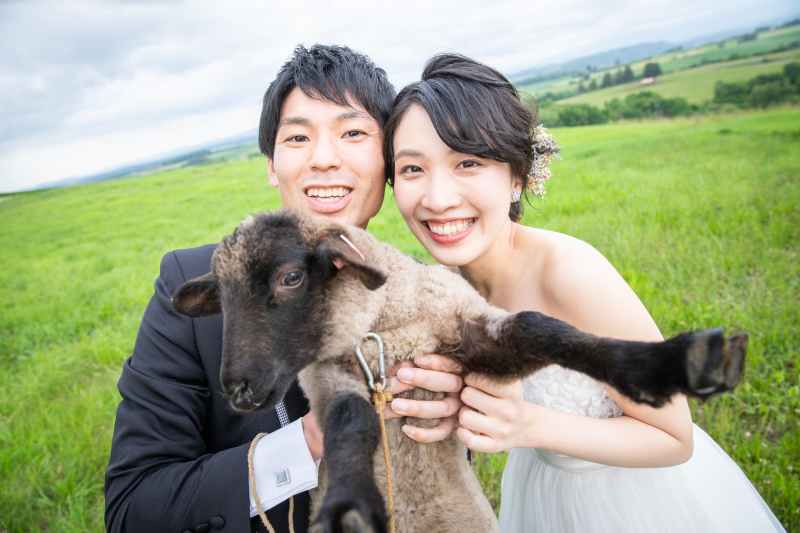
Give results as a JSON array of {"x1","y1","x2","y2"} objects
[
  {"x1": 553, "y1": 62, "x2": 663, "y2": 101},
  {"x1": 161, "y1": 149, "x2": 213, "y2": 167},
  {"x1": 713, "y1": 62, "x2": 800, "y2": 108},
  {"x1": 536, "y1": 61, "x2": 800, "y2": 128},
  {"x1": 538, "y1": 90, "x2": 695, "y2": 127},
  {"x1": 515, "y1": 70, "x2": 585, "y2": 89},
  {"x1": 696, "y1": 40, "x2": 800, "y2": 69}
]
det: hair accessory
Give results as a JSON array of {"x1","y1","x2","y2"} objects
[
  {"x1": 527, "y1": 125, "x2": 562, "y2": 197},
  {"x1": 511, "y1": 191, "x2": 521, "y2": 202}
]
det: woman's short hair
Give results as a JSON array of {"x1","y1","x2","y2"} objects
[{"x1": 384, "y1": 53, "x2": 538, "y2": 221}]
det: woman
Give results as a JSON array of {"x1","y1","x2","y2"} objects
[{"x1": 384, "y1": 53, "x2": 785, "y2": 532}]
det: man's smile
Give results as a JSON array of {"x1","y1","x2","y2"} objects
[{"x1": 305, "y1": 187, "x2": 352, "y2": 203}]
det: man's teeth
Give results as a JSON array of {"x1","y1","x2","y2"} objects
[
  {"x1": 306, "y1": 187, "x2": 350, "y2": 202},
  {"x1": 427, "y1": 219, "x2": 475, "y2": 236}
]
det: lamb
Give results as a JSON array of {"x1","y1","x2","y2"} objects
[{"x1": 171, "y1": 208, "x2": 747, "y2": 533}]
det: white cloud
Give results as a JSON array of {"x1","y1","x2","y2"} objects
[
  {"x1": 0, "y1": 103, "x2": 261, "y2": 192},
  {"x1": 0, "y1": 0, "x2": 797, "y2": 192}
]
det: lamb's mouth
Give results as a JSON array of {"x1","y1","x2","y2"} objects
[
  {"x1": 306, "y1": 187, "x2": 352, "y2": 203},
  {"x1": 230, "y1": 387, "x2": 282, "y2": 412},
  {"x1": 424, "y1": 218, "x2": 476, "y2": 236},
  {"x1": 224, "y1": 377, "x2": 287, "y2": 412}
]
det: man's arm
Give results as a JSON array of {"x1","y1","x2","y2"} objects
[{"x1": 105, "y1": 248, "x2": 313, "y2": 533}]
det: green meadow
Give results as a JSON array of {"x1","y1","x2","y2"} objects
[{"x1": 1, "y1": 108, "x2": 798, "y2": 531}]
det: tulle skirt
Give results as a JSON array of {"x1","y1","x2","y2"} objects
[{"x1": 498, "y1": 424, "x2": 785, "y2": 532}]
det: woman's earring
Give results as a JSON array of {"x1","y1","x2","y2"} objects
[{"x1": 511, "y1": 191, "x2": 521, "y2": 203}]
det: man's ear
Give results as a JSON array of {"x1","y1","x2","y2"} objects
[
  {"x1": 267, "y1": 157, "x2": 279, "y2": 189},
  {"x1": 316, "y1": 234, "x2": 387, "y2": 291},
  {"x1": 172, "y1": 272, "x2": 222, "y2": 318}
]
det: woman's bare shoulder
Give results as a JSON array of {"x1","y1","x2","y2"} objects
[{"x1": 521, "y1": 227, "x2": 661, "y2": 340}]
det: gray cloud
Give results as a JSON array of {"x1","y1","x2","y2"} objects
[{"x1": 1, "y1": 0, "x2": 797, "y2": 192}]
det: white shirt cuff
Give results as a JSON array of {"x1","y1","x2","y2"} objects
[{"x1": 248, "y1": 418, "x2": 320, "y2": 517}]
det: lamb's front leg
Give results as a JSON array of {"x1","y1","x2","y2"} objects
[
  {"x1": 310, "y1": 393, "x2": 387, "y2": 533},
  {"x1": 455, "y1": 311, "x2": 747, "y2": 407}
]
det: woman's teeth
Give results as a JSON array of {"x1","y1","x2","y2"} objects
[
  {"x1": 426, "y1": 219, "x2": 475, "y2": 236},
  {"x1": 306, "y1": 187, "x2": 351, "y2": 202}
]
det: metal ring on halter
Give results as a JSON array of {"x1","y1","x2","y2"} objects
[{"x1": 355, "y1": 332, "x2": 387, "y2": 391}]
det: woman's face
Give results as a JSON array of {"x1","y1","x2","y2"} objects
[{"x1": 393, "y1": 104, "x2": 521, "y2": 267}]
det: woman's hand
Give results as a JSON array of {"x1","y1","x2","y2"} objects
[
  {"x1": 456, "y1": 374, "x2": 533, "y2": 453},
  {"x1": 384, "y1": 354, "x2": 465, "y2": 443}
]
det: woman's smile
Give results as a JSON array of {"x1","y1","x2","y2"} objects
[{"x1": 423, "y1": 217, "x2": 477, "y2": 243}]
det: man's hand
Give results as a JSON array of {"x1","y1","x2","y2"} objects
[
  {"x1": 301, "y1": 410, "x2": 324, "y2": 461},
  {"x1": 384, "y1": 354, "x2": 464, "y2": 443}
]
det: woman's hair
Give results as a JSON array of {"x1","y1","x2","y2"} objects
[{"x1": 384, "y1": 53, "x2": 538, "y2": 221}]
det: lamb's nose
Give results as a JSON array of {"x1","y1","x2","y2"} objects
[{"x1": 229, "y1": 380, "x2": 253, "y2": 408}]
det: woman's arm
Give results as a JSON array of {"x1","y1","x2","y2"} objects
[{"x1": 457, "y1": 235, "x2": 694, "y2": 467}]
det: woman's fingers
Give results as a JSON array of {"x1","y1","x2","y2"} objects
[
  {"x1": 455, "y1": 426, "x2": 504, "y2": 454},
  {"x1": 455, "y1": 377, "x2": 528, "y2": 452}
]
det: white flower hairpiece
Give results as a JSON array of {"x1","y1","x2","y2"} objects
[{"x1": 527, "y1": 125, "x2": 562, "y2": 197}]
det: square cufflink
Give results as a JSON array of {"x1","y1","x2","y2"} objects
[{"x1": 274, "y1": 468, "x2": 291, "y2": 487}]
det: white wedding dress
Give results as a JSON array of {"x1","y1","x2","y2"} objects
[{"x1": 498, "y1": 365, "x2": 786, "y2": 532}]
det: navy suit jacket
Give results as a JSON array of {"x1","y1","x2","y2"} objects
[{"x1": 105, "y1": 244, "x2": 311, "y2": 533}]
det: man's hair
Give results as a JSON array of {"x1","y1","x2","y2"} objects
[{"x1": 259, "y1": 44, "x2": 396, "y2": 159}]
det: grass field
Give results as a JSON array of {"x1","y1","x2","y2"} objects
[{"x1": 1, "y1": 108, "x2": 798, "y2": 531}]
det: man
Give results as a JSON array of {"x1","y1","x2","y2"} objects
[{"x1": 105, "y1": 44, "x2": 463, "y2": 533}]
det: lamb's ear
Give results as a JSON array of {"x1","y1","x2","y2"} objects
[
  {"x1": 317, "y1": 234, "x2": 387, "y2": 291},
  {"x1": 171, "y1": 272, "x2": 222, "y2": 317}
]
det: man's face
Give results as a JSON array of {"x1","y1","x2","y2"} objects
[{"x1": 268, "y1": 87, "x2": 386, "y2": 229}]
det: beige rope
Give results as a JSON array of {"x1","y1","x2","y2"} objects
[
  {"x1": 248, "y1": 432, "x2": 295, "y2": 533},
  {"x1": 373, "y1": 383, "x2": 396, "y2": 533},
  {"x1": 248, "y1": 385, "x2": 395, "y2": 533}
]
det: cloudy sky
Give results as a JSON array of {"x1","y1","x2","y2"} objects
[{"x1": 0, "y1": 0, "x2": 796, "y2": 193}]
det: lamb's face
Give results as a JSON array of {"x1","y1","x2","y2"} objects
[
  {"x1": 171, "y1": 210, "x2": 387, "y2": 412},
  {"x1": 209, "y1": 213, "x2": 332, "y2": 411}
]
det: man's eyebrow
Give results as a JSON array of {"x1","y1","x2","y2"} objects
[
  {"x1": 278, "y1": 116, "x2": 312, "y2": 129},
  {"x1": 278, "y1": 110, "x2": 372, "y2": 131},
  {"x1": 334, "y1": 109, "x2": 371, "y2": 122}
]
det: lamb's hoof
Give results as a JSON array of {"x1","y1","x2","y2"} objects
[
  {"x1": 686, "y1": 328, "x2": 748, "y2": 398},
  {"x1": 310, "y1": 503, "x2": 384, "y2": 533},
  {"x1": 342, "y1": 509, "x2": 375, "y2": 533}
]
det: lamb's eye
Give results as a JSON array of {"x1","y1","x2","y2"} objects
[{"x1": 281, "y1": 271, "x2": 304, "y2": 287}]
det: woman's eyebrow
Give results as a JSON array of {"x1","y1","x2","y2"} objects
[
  {"x1": 395, "y1": 147, "x2": 459, "y2": 161},
  {"x1": 394, "y1": 149, "x2": 423, "y2": 161}
]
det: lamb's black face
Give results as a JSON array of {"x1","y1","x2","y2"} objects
[
  {"x1": 171, "y1": 209, "x2": 387, "y2": 413},
  {"x1": 216, "y1": 220, "x2": 331, "y2": 412}
]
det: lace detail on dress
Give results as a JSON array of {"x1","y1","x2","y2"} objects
[{"x1": 522, "y1": 364, "x2": 623, "y2": 419}]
